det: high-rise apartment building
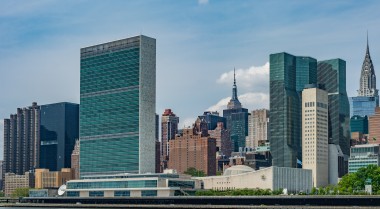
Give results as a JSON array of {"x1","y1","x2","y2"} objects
[
  {"x1": 3, "y1": 102, "x2": 40, "y2": 179},
  {"x1": 40, "y1": 102, "x2": 79, "y2": 171},
  {"x1": 317, "y1": 59, "x2": 350, "y2": 156},
  {"x1": 161, "y1": 109, "x2": 179, "y2": 170},
  {"x1": 168, "y1": 127, "x2": 216, "y2": 176},
  {"x1": 269, "y1": 53, "x2": 317, "y2": 168},
  {"x1": 208, "y1": 122, "x2": 232, "y2": 157},
  {"x1": 223, "y1": 70, "x2": 249, "y2": 152},
  {"x1": 369, "y1": 107, "x2": 380, "y2": 144},
  {"x1": 71, "y1": 140, "x2": 80, "y2": 179},
  {"x1": 79, "y1": 35, "x2": 156, "y2": 176},
  {"x1": 246, "y1": 109, "x2": 269, "y2": 148},
  {"x1": 302, "y1": 85, "x2": 329, "y2": 187},
  {"x1": 349, "y1": 35, "x2": 378, "y2": 117}
]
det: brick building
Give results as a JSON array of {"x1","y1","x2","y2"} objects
[{"x1": 168, "y1": 126, "x2": 216, "y2": 176}]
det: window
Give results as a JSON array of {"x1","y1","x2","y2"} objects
[
  {"x1": 89, "y1": 191, "x2": 104, "y2": 197},
  {"x1": 141, "y1": 190, "x2": 157, "y2": 197},
  {"x1": 114, "y1": 191, "x2": 130, "y2": 197}
]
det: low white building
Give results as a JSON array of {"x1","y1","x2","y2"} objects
[
  {"x1": 63, "y1": 173, "x2": 201, "y2": 197},
  {"x1": 197, "y1": 166, "x2": 312, "y2": 193}
]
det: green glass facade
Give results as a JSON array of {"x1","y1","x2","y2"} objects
[
  {"x1": 350, "y1": 115, "x2": 368, "y2": 134},
  {"x1": 80, "y1": 35, "x2": 156, "y2": 177},
  {"x1": 269, "y1": 53, "x2": 317, "y2": 168},
  {"x1": 317, "y1": 59, "x2": 350, "y2": 156},
  {"x1": 223, "y1": 108, "x2": 248, "y2": 152}
]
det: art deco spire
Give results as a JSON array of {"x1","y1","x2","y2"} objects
[
  {"x1": 227, "y1": 68, "x2": 242, "y2": 109},
  {"x1": 358, "y1": 32, "x2": 378, "y2": 97}
]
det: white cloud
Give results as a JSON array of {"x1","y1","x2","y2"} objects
[
  {"x1": 179, "y1": 117, "x2": 196, "y2": 129},
  {"x1": 207, "y1": 92, "x2": 269, "y2": 114},
  {"x1": 198, "y1": 0, "x2": 209, "y2": 5},
  {"x1": 208, "y1": 62, "x2": 270, "y2": 114},
  {"x1": 217, "y1": 62, "x2": 269, "y2": 94}
]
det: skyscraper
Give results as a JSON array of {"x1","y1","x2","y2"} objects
[
  {"x1": 369, "y1": 107, "x2": 380, "y2": 144},
  {"x1": 302, "y1": 85, "x2": 329, "y2": 187},
  {"x1": 79, "y1": 35, "x2": 156, "y2": 176},
  {"x1": 161, "y1": 109, "x2": 179, "y2": 170},
  {"x1": 223, "y1": 69, "x2": 249, "y2": 152},
  {"x1": 3, "y1": 102, "x2": 40, "y2": 178},
  {"x1": 246, "y1": 109, "x2": 269, "y2": 148},
  {"x1": 317, "y1": 59, "x2": 350, "y2": 156},
  {"x1": 358, "y1": 34, "x2": 378, "y2": 98},
  {"x1": 198, "y1": 111, "x2": 226, "y2": 131},
  {"x1": 349, "y1": 35, "x2": 378, "y2": 117},
  {"x1": 39, "y1": 102, "x2": 79, "y2": 171},
  {"x1": 269, "y1": 53, "x2": 317, "y2": 168},
  {"x1": 71, "y1": 140, "x2": 80, "y2": 179}
]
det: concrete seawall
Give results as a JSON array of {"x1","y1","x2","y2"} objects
[{"x1": 17, "y1": 195, "x2": 380, "y2": 207}]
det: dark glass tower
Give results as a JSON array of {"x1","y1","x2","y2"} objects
[
  {"x1": 317, "y1": 59, "x2": 350, "y2": 156},
  {"x1": 80, "y1": 35, "x2": 156, "y2": 176},
  {"x1": 39, "y1": 102, "x2": 79, "y2": 171},
  {"x1": 223, "y1": 69, "x2": 249, "y2": 152},
  {"x1": 350, "y1": 115, "x2": 368, "y2": 134},
  {"x1": 269, "y1": 53, "x2": 317, "y2": 168},
  {"x1": 198, "y1": 111, "x2": 226, "y2": 130}
]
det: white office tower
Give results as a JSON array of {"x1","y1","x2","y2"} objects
[{"x1": 302, "y1": 85, "x2": 329, "y2": 187}]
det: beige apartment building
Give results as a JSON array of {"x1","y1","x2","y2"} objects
[
  {"x1": 71, "y1": 140, "x2": 80, "y2": 179},
  {"x1": 35, "y1": 168, "x2": 74, "y2": 189},
  {"x1": 302, "y1": 86, "x2": 329, "y2": 187},
  {"x1": 246, "y1": 109, "x2": 269, "y2": 148},
  {"x1": 4, "y1": 172, "x2": 34, "y2": 197}
]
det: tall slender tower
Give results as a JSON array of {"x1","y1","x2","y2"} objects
[
  {"x1": 79, "y1": 35, "x2": 156, "y2": 176},
  {"x1": 358, "y1": 33, "x2": 378, "y2": 97},
  {"x1": 161, "y1": 109, "x2": 179, "y2": 170},
  {"x1": 302, "y1": 85, "x2": 329, "y2": 187},
  {"x1": 227, "y1": 69, "x2": 242, "y2": 109},
  {"x1": 318, "y1": 59, "x2": 350, "y2": 156},
  {"x1": 223, "y1": 69, "x2": 248, "y2": 152},
  {"x1": 349, "y1": 34, "x2": 378, "y2": 118},
  {"x1": 269, "y1": 53, "x2": 317, "y2": 168}
]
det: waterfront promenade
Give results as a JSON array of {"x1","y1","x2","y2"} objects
[{"x1": 3, "y1": 195, "x2": 379, "y2": 208}]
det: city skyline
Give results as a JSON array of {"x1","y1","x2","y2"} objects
[{"x1": 1, "y1": 1, "x2": 380, "y2": 159}]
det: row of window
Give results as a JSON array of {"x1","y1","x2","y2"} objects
[
  {"x1": 67, "y1": 180, "x2": 157, "y2": 189},
  {"x1": 66, "y1": 190, "x2": 158, "y2": 197}
]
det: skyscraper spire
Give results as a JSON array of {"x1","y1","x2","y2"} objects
[
  {"x1": 358, "y1": 32, "x2": 378, "y2": 97},
  {"x1": 234, "y1": 67, "x2": 236, "y2": 85},
  {"x1": 227, "y1": 67, "x2": 242, "y2": 109},
  {"x1": 366, "y1": 30, "x2": 369, "y2": 55}
]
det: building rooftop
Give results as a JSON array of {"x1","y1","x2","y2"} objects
[{"x1": 223, "y1": 165, "x2": 254, "y2": 176}]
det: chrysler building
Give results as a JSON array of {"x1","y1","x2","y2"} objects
[{"x1": 358, "y1": 34, "x2": 378, "y2": 97}]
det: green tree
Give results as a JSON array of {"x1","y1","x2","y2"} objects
[
  {"x1": 184, "y1": 167, "x2": 206, "y2": 177},
  {"x1": 11, "y1": 187, "x2": 29, "y2": 198},
  {"x1": 311, "y1": 187, "x2": 317, "y2": 195},
  {"x1": 0, "y1": 191, "x2": 4, "y2": 197}
]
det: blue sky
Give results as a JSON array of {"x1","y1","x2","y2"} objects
[{"x1": 1, "y1": 0, "x2": 380, "y2": 159}]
